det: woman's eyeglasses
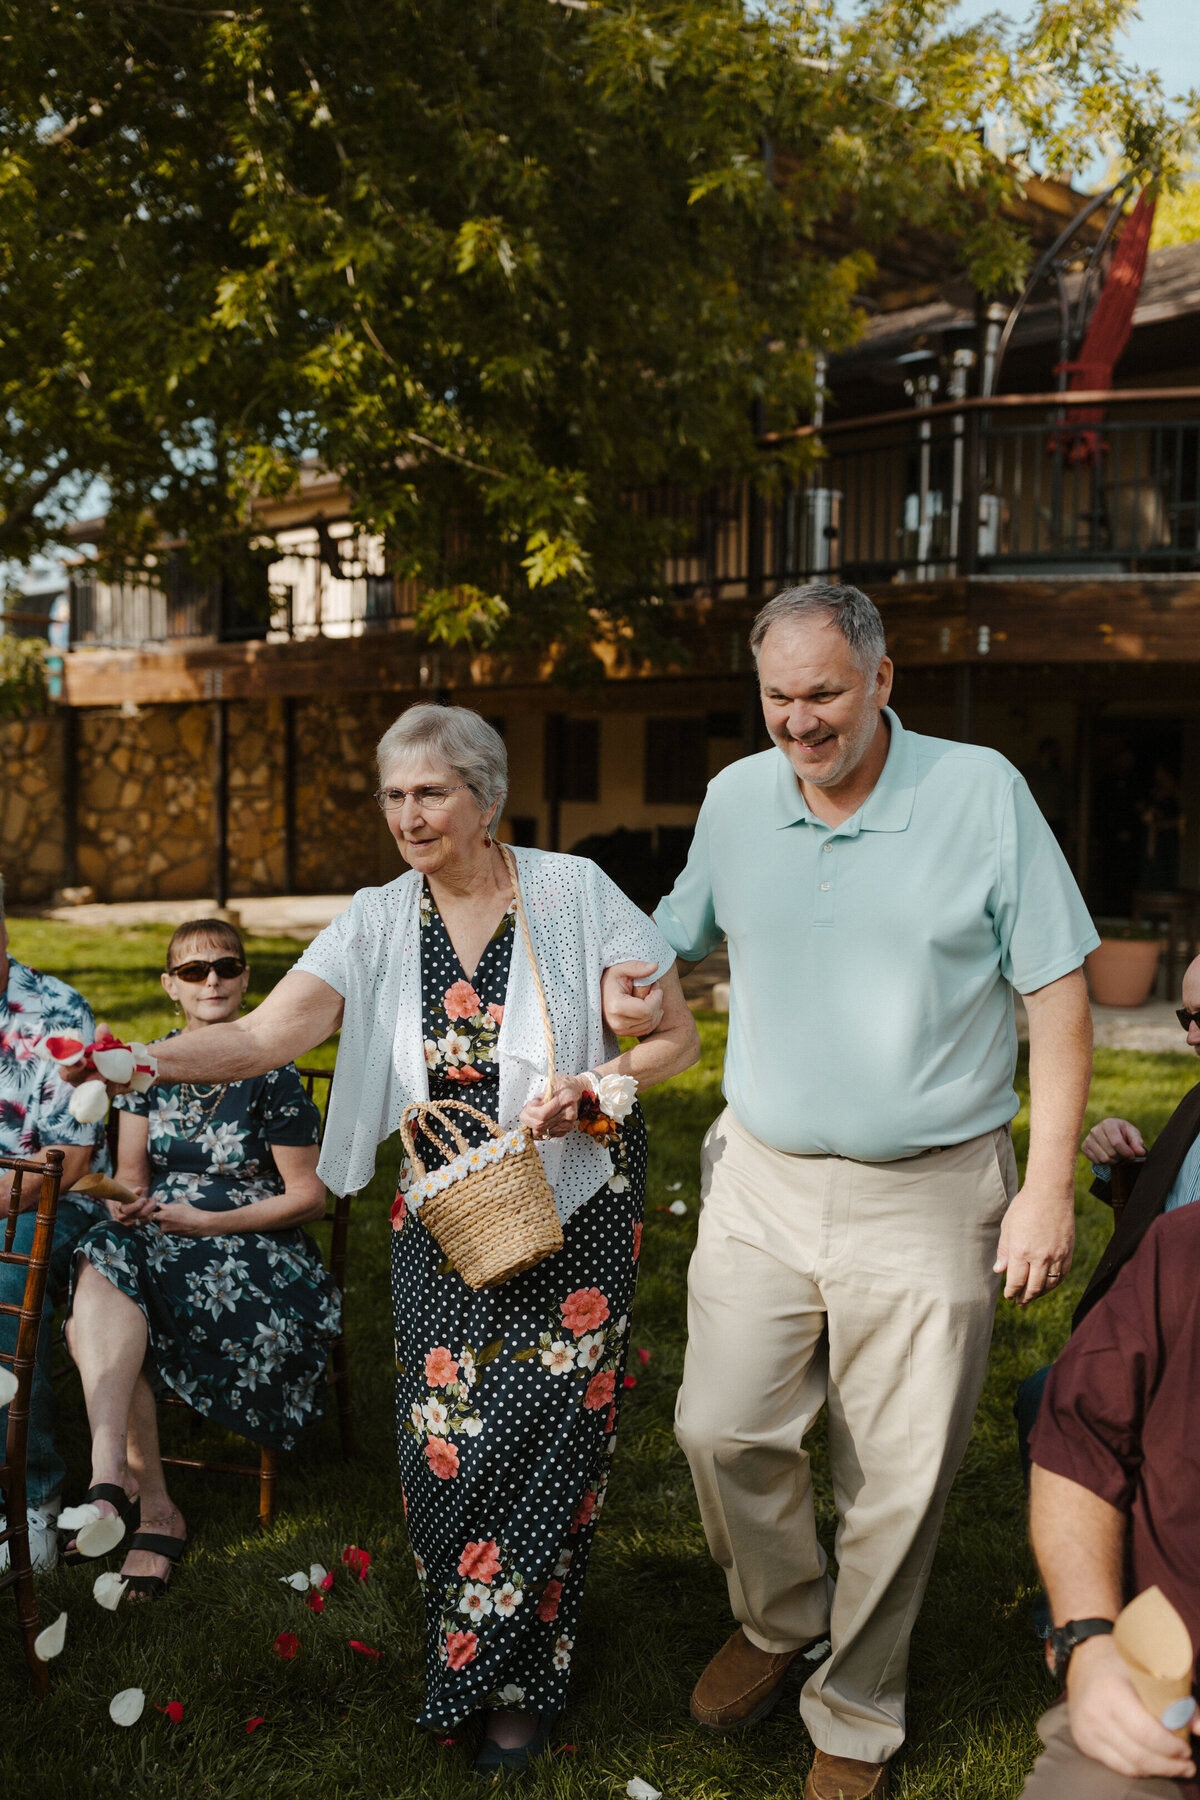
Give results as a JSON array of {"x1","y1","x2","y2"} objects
[
  {"x1": 168, "y1": 957, "x2": 246, "y2": 983},
  {"x1": 1177, "y1": 1008, "x2": 1200, "y2": 1033},
  {"x1": 374, "y1": 784, "x2": 468, "y2": 812}
]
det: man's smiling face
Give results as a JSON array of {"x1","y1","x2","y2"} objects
[{"x1": 757, "y1": 615, "x2": 893, "y2": 795}]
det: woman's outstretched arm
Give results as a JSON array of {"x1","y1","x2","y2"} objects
[{"x1": 150, "y1": 972, "x2": 344, "y2": 1084}]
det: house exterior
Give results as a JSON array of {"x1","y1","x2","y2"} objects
[{"x1": 5, "y1": 179, "x2": 1199, "y2": 922}]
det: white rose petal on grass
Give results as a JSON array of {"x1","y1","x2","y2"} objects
[
  {"x1": 626, "y1": 1781, "x2": 663, "y2": 1800},
  {"x1": 280, "y1": 1571, "x2": 310, "y2": 1591},
  {"x1": 308, "y1": 1563, "x2": 329, "y2": 1588},
  {"x1": 69, "y1": 1080, "x2": 110, "y2": 1125},
  {"x1": 667, "y1": 1199, "x2": 688, "y2": 1217},
  {"x1": 0, "y1": 1366, "x2": 17, "y2": 1408},
  {"x1": 666, "y1": 1180, "x2": 682, "y2": 1191},
  {"x1": 56, "y1": 1502, "x2": 101, "y2": 1533},
  {"x1": 76, "y1": 1512, "x2": 126, "y2": 1558},
  {"x1": 109, "y1": 1687, "x2": 146, "y2": 1728},
  {"x1": 93, "y1": 1572, "x2": 127, "y2": 1611},
  {"x1": 33, "y1": 1611, "x2": 67, "y2": 1661}
]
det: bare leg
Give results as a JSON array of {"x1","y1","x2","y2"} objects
[
  {"x1": 483, "y1": 1711, "x2": 538, "y2": 1749},
  {"x1": 122, "y1": 1372, "x2": 186, "y2": 1592},
  {"x1": 64, "y1": 1263, "x2": 149, "y2": 1534}
]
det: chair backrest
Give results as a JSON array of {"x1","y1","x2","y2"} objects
[{"x1": 0, "y1": 1151, "x2": 65, "y2": 1484}]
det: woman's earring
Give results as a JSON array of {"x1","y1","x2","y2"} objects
[
  {"x1": 173, "y1": 1001, "x2": 182, "y2": 1015},
  {"x1": 483, "y1": 827, "x2": 493, "y2": 848}
]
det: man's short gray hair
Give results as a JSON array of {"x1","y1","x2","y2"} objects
[
  {"x1": 749, "y1": 583, "x2": 887, "y2": 676},
  {"x1": 376, "y1": 704, "x2": 507, "y2": 817}
]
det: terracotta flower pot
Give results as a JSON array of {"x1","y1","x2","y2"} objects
[{"x1": 1085, "y1": 938, "x2": 1162, "y2": 1008}]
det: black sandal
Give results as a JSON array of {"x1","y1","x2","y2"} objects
[
  {"x1": 121, "y1": 1530, "x2": 188, "y2": 1600},
  {"x1": 60, "y1": 1484, "x2": 141, "y2": 1565}
]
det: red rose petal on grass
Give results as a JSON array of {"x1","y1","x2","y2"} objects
[
  {"x1": 554, "y1": 1744, "x2": 578, "y2": 1755},
  {"x1": 273, "y1": 1632, "x2": 299, "y2": 1660},
  {"x1": 341, "y1": 1545, "x2": 371, "y2": 1580},
  {"x1": 436, "y1": 1735, "x2": 459, "y2": 1748},
  {"x1": 319, "y1": 1570, "x2": 334, "y2": 1591},
  {"x1": 245, "y1": 1717, "x2": 266, "y2": 1735},
  {"x1": 349, "y1": 1639, "x2": 381, "y2": 1659},
  {"x1": 155, "y1": 1701, "x2": 184, "y2": 1724},
  {"x1": 637, "y1": 1347, "x2": 651, "y2": 1365},
  {"x1": 623, "y1": 1376, "x2": 637, "y2": 1388},
  {"x1": 305, "y1": 1592, "x2": 325, "y2": 1614}
]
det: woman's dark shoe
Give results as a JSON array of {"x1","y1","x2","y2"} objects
[
  {"x1": 60, "y1": 1484, "x2": 140, "y2": 1565},
  {"x1": 473, "y1": 1712, "x2": 558, "y2": 1777},
  {"x1": 121, "y1": 1530, "x2": 188, "y2": 1600}
]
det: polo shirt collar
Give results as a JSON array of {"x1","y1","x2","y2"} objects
[{"x1": 773, "y1": 708, "x2": 917, "y2": 835}]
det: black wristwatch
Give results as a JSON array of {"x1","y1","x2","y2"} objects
[{"x1": 1049, "y1": 1618, "x2": 1114, "y2": 1684}]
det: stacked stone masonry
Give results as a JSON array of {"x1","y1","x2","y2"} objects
[{"x1": 1, "y1": 697, "x2": 398, "y2": 904}]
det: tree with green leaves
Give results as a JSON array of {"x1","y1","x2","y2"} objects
[{"x1": 0, "y1": 0, "x2": 1195, "y2": 651}]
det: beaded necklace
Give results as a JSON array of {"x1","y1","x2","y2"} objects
[{"x1": 179, "y1": 1082, "x2": 227, "y2": 1138}]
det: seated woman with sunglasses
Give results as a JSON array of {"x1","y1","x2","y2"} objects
[{"x1": 62, "y1": 919, "x2": 340, "y2": 1596}]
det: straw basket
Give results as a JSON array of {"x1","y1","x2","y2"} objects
[{"x1": 398, "y1": 844, "x2": 564, "y2": 1290}]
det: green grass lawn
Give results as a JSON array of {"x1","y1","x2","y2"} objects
[{"x1": 3, "y1": 918, "x2": 1196, "y2": 1799}]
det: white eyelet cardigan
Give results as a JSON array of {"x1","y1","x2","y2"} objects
[{"x1": 292, "y1": 846, "x2": 675, "y2": 1221}]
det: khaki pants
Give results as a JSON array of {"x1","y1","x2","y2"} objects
[
  {"x1": 675, "y1": 1107, "x2": 1016, "y2": 1764},
  {"x1": 1020, "y1": 1705, "x2": 1183, "y2": 1797}
]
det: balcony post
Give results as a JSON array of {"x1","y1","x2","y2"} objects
[
  {"x1": 212, "y1": 697, "x2": 229, "y2": 908},
  {"x1": 956, "y1": 403, "x2": 982, "y2": 579}
]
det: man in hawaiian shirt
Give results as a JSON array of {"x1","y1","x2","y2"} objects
[{"x1": 0, "y1": 872, "x2": 105, "y2": 1569}]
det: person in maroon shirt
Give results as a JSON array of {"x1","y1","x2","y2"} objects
[{"x1": 1022, "y1": 1206, "x2": 1200, "y2": 1797}]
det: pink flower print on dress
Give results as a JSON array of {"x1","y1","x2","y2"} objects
[
  {"x1": 486, "y1": 1003, "x2": 505, "y2": 1023},
  {"x1": 535, "y1": 1579, "x2": 562, "y2": 1622},
  {"x1": 570, "y1": 1490, "x2": 597, "y2": 1534},
  {"x1": 443, "y1": 981, "x2": 482, "y2": 1022},
  {"x1": 583, "y1": 1370, "x2": 616, "y2": 1413},
  {"x1": 457, "y1": 1540, "x2": 502, "y2": 1583},
  {"x1": 560, "y1": 1288, "x2": 610, "y2": 1337},
  {"x1": 445, "y1": 1629, "x2": 478, "y2": 1670},
  {"x1": 632, "y1": 1220, "x2": 643, "y2": 1261},
  {"x1": 425, "y1": 1438, "x2": 461, "y2": 1480},
  {"x1": 425, "y1": 1346, "x2": 460, "y2": 1388},
  {"x1": 443, "y1": 1064, "x2": 484, "y2": 1084}
]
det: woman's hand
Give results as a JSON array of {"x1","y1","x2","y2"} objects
[
  {"x1": 105, "y1": 1187, "x2": 158, "y2": 1227},
  {"x1": 153, "y1": 1203, "x2": 225, "y2": 1238},
  {"x1": 521, "y1": 1075, "x2": 588, "y2": 1141}
]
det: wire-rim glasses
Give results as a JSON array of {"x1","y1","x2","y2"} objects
[{"x1": 374, "y1": 784, "x2": 469, "y2": 813}]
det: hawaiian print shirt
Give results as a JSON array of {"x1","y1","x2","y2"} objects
[{"x1": 0, "y1": 957, "x2": 103, "y2": 1162}]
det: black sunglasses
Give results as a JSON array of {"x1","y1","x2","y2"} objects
[
  {"x1": 1177, "y1": 1008, "x2": 1200, "y2": 1033},
  {"x1": 168, "y1": 957, "x2": 246, "y2": 983}
]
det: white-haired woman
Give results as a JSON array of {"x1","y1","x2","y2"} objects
[{"x1": 67, "y1": 703, "x2": 698, "y2": 1771}]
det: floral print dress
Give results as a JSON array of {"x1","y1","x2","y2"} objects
[
  {"x1": 391, "y1": 885, "x2": 647, "y2": 1728},
  {"x1": 70, "y1": 1054, "x2": 342, "y2": 1450}
]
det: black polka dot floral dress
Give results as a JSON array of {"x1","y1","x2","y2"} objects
[{"x1": 390, "y1": 883, "x2": 647, "y2": 1728}]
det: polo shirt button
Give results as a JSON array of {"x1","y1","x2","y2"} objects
[
  {"x1": 820, "y1": 881, "x2": 830, "y2": 892},
  {"x1": 823, "y1": 842, "x2": 833, "y2": 853}
]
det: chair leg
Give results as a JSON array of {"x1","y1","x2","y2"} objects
[
  {"x1": 332, "y1": 1336, "x2": 355, "y2": 1463},
  {"x1": 258, "y1": 1448, "x2": 278, "y2": 1530},
  {"x1": 9, "y1": 1526, "x2": 50, "y2": 1698}
]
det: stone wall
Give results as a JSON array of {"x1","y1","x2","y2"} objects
[
  {"x1": 0, "y1": 716, "x2": 66, "y2": 904},
  {"x1": 1, "y1": 696, "x2": 394, "y2": 904}
]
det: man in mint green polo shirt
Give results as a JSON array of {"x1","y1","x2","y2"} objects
[{"x1": 641, "y1": 583, "x2": 1096, "y2": 1800}]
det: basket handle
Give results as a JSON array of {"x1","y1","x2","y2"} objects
[
  {"x1": 399, "y1": 1103, "x2": 466, "y2": 1176},
  {"x1": 500, "y1": 844, "x2": 556, "y2": 1104}
]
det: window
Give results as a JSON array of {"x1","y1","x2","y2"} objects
[
  {"x1": 644, "y1": 717, "x2": 707, "y2": 805},
  {"x1": 544, "y1": 716, "x2": 600, "y2": 804}
]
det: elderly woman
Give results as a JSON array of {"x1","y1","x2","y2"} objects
[
  {"x1": 63, "y1": 918, "x2": 341, "y2": 1596},
  {"x1": 70, "y1": 704, "x2": 698, "y2": 1769}
]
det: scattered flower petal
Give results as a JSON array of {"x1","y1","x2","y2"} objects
[
  {"x1": 666, "y1": 1180, "x2": 682, "y2": 1191},
  {"x1": 273, "y1": 1632, "x2": 299, "y2": 1660},
  {"x1": 637, "y1": 1347, "x2": 651, "y2": 1365},
  {"x1": 626, "y1": 1781, "x2": 662, "y2": 1800},
  {"x1": 349, "y1": 1639, "x2": 381, "y2": 1659},
  {"x1": 280, "y1": 1571, "x2": 310, "y2": 1591},
  {"x1": 68, "y1": 1080, "x2": 110, "y2": 1125},
  {"x1": 554, "y1": 1743, "x2": 578, "y2": 1755},
  {"x1": 155, "y1": 1701, "x2": 184, "y2": 1724},
  {"x1": 305, "y1": 1592, "x2": 325, "y2": 1614},
  {"x1": 0, "y1": 1366, "x2": 16, "y2": 1407},
  {"x1": 33, "y1": 1611, "x2": 67, "y2": 1661},
  {"x1": 623, "y1": 1375, "x2": 637, "y2": 1388},
  {"x1": 436, "y1": 1735, "x2": 459, "y2": 1748},
  {"x1": 318, "y1": 1569, "x2": 334, "y2": 1590},
  {"x1": 92, "y1": 1046, "x2": 134, "y2": 1084},
  {"x1": 341, "y1": 1545, "x2": 371, "y2": 1580},
  {"x1": 308, "y1": 1563, "x2": 329, "y2": 1588},
  {"x1": 245, "y1": 1717, "x2": 266, "y2": 1735},
  {"x1": 667, "y1": 1199, "x2": 688, "y2": 1216},
  {"x1": 76, "y1": 1512, "x2": 126, "y2": 1558},
  {"x1": 93, "y1": 1572, "x2": 128, "y2": 1611},
  {"x1": 109, "y1": 1687, "x2": 146, "y2": 1727},
  {"x1": 42, "y1": 1034, "x2": 86, "y2": 1065},
  {"x1": 56, "y1": 1502, "x2": 101, "y2": 1532}
]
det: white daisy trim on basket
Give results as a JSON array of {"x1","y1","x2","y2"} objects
[{"x1": 407, "y1": 1128, "x2": 527, "y2": 1211}]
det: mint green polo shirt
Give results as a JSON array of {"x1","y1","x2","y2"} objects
[{"x1": 654, "y1": 709, "x2": 1098, "y2": 1160}]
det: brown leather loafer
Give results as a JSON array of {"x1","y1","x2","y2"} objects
[
  {"x1": 690, "y1": 1626, "x2": 806, "y2": 1729},
  {"x1": 803, "y1": 1751, "x2": 889, "y2": 1799}
]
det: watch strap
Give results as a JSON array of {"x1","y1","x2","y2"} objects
[{"x1": 1052, "y1": 1617, "x2": 1114, "y2": 1681}]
